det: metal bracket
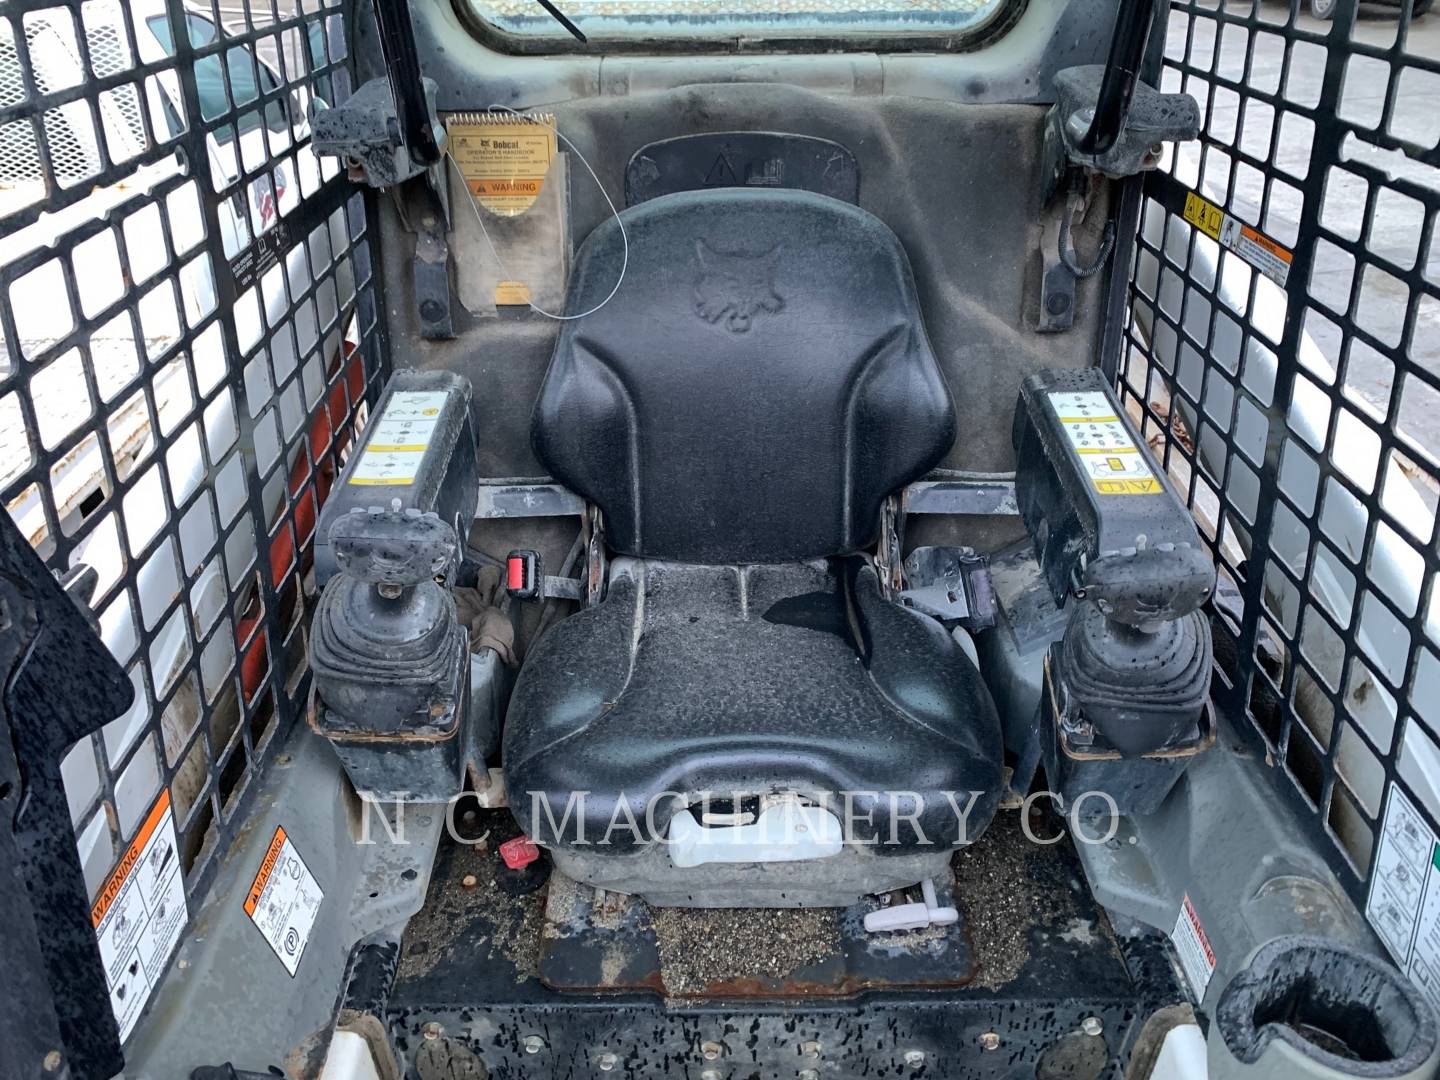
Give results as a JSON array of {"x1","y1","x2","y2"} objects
[
  {"x1": 400, "y1": 173, "x2": 454, "y2": 340},
  {"x1": 475, "y1": 481, "x2": 586, "y2": 519},
  {"x1": 898, "y1": 545, "x2": 997, "y2": 630},
  {"x1": 904, "y1": 476, "x2": 1018, "y2": 516},
  {"x1": 585, "y1": 507, "x2": 607, "y2": 607},
  {"x1": 311, "y1": 76, "x2": 444, "y2": 189}
]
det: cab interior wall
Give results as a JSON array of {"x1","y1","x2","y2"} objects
[{"x1": 362, "y1": 0, "x2": 1125, "y2": 553}]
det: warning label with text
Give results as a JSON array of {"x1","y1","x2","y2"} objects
[
  {"x1": 91, "y1": 790, "x2": 188, "y2": 1042},
  {"x1": 1183, "y1": 190, "x2": 1293, "y2": 287},
  {"x1": 245, "y1": 826, "x2": 324, "y2": 977},
  {"x1": 1171, "y1": 893, "x2": 1217, "y2": 1000},
  {"x1": 1367, "y1": 785, "x2": 1440, "y2": 1014}
]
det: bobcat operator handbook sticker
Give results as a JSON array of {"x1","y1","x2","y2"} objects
[
  {"x1": 447, "y1": 111, "x2": 557, "y2": 217},
  {"x1": 91, "y1": 790, "x2": 187, "y2": 1041}
]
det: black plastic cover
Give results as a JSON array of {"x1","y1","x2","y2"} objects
[
  {"x1": 1013, "y1": 368, "x2": 1209, "y2": 605},
  {"x1": 316, "y1": 370, "x2": 478, "y2": 586},
  {"x1": 534, "y1": 189, "x2": 955, "y2": 565}
]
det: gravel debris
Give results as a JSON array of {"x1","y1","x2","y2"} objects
[
  {"x1": 952, "y1": 809, "x2": 1097, "y2": 990},
  {"x1": 651, "y1": 905, "x2": 842, "y2": 994}
]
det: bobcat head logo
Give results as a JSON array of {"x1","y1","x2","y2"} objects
[{"x1": 692, "y1": 240, "x2": 784, "y2": 333}]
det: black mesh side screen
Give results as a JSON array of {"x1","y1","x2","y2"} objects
[
  {"x1": 0, "y1": 0, "x2": 386, "y2": 1050},
  {"x1": 1122, "y1": 0, "x2": 1440, "y2": 947}
]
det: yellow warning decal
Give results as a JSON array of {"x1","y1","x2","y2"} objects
[
  {"x1": 1097, "y1": 478, "x2": 1164, "y2": 495},
  {"x1": 1048, "y1": 391, "x2": 1160, "y2": 497},
  {"x1": 1183, "y1": 190, "x2": 1293, "y2": 286},
  {"x1": 1183, "y1": 191, "x2": 1225, "y2": 240},
  {"x1": 446, "y1": 112, "x2": 557, "y2": 217}
]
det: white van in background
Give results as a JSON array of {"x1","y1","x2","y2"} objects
[{"x1": 0, "y1": 0, "x2": 346, "y2": 895}]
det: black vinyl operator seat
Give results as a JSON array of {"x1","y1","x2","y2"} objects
[{"x1": 504, "y1": 189, "x2": 1004, "y2": 906}]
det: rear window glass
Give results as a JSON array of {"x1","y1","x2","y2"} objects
[{"x1": 462, "y1": 0, "x2": 1015, "y2": 49}]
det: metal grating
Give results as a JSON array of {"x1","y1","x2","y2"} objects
[
  {"x1": 1121, "y1": 0, "x2": 1440, "y2": 909},
  {"x1": 0, "y1": 0, "x2": 386, "y2": 913}
]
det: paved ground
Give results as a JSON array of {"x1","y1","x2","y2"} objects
[{"x1": 1167, "y1": 3, "x2": 1440, "y2": 465}]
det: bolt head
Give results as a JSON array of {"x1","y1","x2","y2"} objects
[
  {"x1": 979, "y1": 1031, "x2": 1001, "y2": 1051},
  {"x1": 800, "y1": 1071, "x2": 820, "y2": 1080},
  {"x1": 524, "y1": 1034, "x2": 546, "y2": 1054},
  {"x1": 702, "y1": 1040, "x2": 723, "y2": 1060},
  {"x1": 801, "y1": 1040, "x2": 821, "y2": 1057},
  {"x1": 597, "y1": 1051, "x2": 618, "y2": 1071},
  {"x1": 905, "y1": 1048, "x2": 927, "y2": 1066},
  {"x1": 42, "y1": 1051, "x2": 63, "y2": 1073},
  {"x1": 701, "y1": 1071, "x2": 722, "y2": 1080},
  {"x1": 1081, "y1": 1016, "x2": 1104, "y2": 1036},
  {"x1": 422, "y1": 1022, "x2": 443, "y2": 1040}
]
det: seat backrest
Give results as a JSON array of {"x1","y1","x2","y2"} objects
[{"x1": 533, "y1": 188, "x2": 955, "y2": 564}]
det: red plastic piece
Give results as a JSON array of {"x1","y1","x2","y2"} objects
[
  {"x1": 507, "y1": 555, "x2": 526, "y2": 592},
  {"x1": 499, "y1": 835, "x2": 541, "y2": 870}
]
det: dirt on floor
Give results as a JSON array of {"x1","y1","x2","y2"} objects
[
  {"x1": 650, "y1": 904, "x2": 843, "y2": 995},
  {"x1": 397, "y1": 809, "x2": 547, "y2": 983},
  {"x1": 953, "y1": 809, "x2": 1118, "y2": 990}
]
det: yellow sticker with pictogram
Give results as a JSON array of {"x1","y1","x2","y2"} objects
[
  {"x1": 1182, "y1": 190, "x2": 1293, "y2": 286},
  {"x1": 1183, "y1": 191, "x2": 1225, "y2": 241},
  {"x1": 348, "y1": 390, "x2": 448, "y2": 487},
  {"x1": 1048, "y1": 391, "x2": 1161, "y2": 496}
]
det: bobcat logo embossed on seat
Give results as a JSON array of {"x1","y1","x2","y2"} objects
[{"x1": 693, "y1": 240, "x2": 784, "y2": 333}]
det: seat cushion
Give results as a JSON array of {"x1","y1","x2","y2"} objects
[{"x1": 504, "y1": 559, "x2": 1004, "y2": 854}]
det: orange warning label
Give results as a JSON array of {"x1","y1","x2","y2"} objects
[
  {"x1": 1183, "y1": 190, "x2": 1292, "y2": 286},
  {"x1": 92, "y1": 790, "x2": 172, "y2": 929},
  {"x1": 245, "y1": 826, "x2": 288, "y2": 917},
  {"x1": 1238, "y1": 224, "x2": 1292, "y2": 263},
  {"x1": 91, "y1": 789, "x2": 186, "y2": 1042},
  {"x1": 469, "y1": 178, "x2": 545, "y2": 198},
  {"x1": 243, "y1": 824, "x2": 324, "y2": 976},
  {"x1": 1172, "y1": 893, "x2": 1217, "y2": 997}
]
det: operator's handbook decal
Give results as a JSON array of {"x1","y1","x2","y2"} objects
[{"x1": 245, "y1": 825, "x2": 324, "y2": 976}]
